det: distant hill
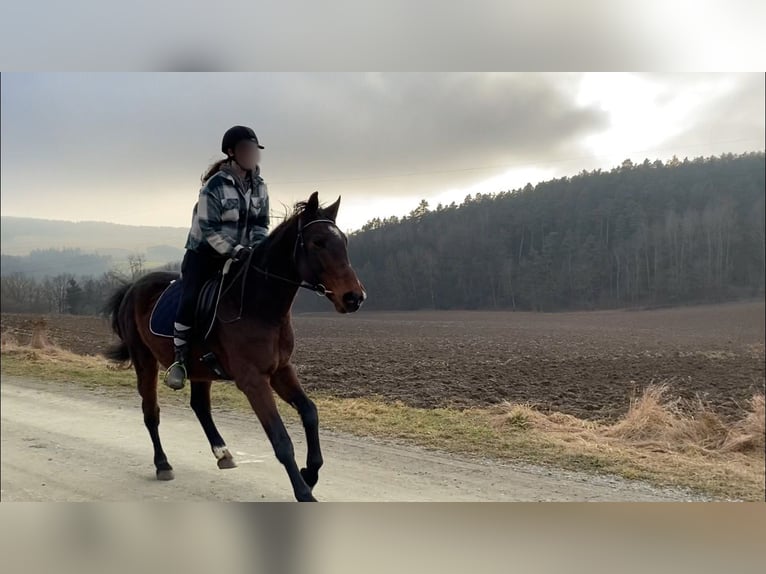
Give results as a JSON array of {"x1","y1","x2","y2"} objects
[
  {"x1": 0, "y1": 216, "x2": 188, "y2": 256},
  {"x1": 0, "y1": 217, "x2": 186, "y2": 277},
  {"x1": 1, "y1": 249, "x2": 113, "y2": 278}
]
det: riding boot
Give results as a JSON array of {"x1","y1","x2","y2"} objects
[{"x1": 164, "y1": 323, "x2": 191, "y2": 390}]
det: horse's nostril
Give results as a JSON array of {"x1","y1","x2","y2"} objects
[{"x1": 343, "y1": 292, "x2": 362, "y2": 307}]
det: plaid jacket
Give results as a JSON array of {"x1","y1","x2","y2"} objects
[{"x1": 184, "y1": 167, "x2": 270, "y2": 258}]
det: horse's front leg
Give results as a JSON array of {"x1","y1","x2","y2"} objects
[
  {"x1": 271, "y1": 363, "x2": 323, "y2": 489},
  {"x1": 237, "y1": 370, "x2": 316, "y2": 502}
]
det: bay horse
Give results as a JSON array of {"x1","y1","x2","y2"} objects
[{"x1": 102, "y1": 192, "x2": 366, "y2": 501}]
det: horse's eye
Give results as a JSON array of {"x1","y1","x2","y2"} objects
[{"x1": 313, "y1": 239, "x2": 327, "y2": 249}]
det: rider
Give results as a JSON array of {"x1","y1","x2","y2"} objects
[{"x1": 164, "y1": 125, "x2": 270, "y2": 390}]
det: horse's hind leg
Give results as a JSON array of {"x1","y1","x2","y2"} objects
[
  {"x1": 271, "y1": 364, "x2": 323, "y2": 489},
  {"x1": 189, "y1": 380, "x2": 236, "y2": 469},
  {"x1": 135, "y1": 349, "x2": 174, "y2": 480}
]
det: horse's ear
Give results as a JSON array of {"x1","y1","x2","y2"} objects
[
  {"x1": 307, "y1": 191, "x2": 319, "y2": 214},
  {"x1": 324, "y1": 196, "x2": 341, "y2": 222}
]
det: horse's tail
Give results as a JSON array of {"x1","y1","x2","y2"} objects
[{"x1": 102, "y1": 281, "x2": 132, "y2": 363}]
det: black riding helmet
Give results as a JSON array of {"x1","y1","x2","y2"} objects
[{"x1": 221, "y1": 125, "x2": 265, "y2": 155}]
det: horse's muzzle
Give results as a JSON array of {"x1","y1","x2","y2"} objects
[{"x1": 341, "y1": 290, "x2": 366, "y2": 313}]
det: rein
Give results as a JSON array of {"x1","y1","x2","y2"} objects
[{"x1": 218, "y1": 218, "x2": 339, "y2": 323}]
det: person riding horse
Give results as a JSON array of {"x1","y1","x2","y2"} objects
[{"x1": 164, "y1": 125, "x2": 270, "y2": 390}]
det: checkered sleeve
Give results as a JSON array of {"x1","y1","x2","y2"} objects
[{"x1": 197, "y1": 181, "x2": 238, "y2": 257}]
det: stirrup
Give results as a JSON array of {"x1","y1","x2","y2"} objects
[{"x1": 163, "y1": 361, "x2": 187, "y2": 383}]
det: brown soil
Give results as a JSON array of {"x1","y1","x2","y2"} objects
[{"x1": 2, "y1": 300, "x2": 764, "y2": 421}]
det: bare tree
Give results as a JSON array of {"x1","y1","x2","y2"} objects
[
  {"x1": 127, "y1": 253, "x2": 146, "y2": 279},
  {"x1": 41, "y1": 273, "x2": 73, "y2": 314}
]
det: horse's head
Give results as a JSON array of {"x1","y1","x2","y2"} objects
[{"x1": 296, "y1": 191, "x2": 366, "y2": 313}]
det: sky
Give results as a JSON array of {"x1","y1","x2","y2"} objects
[{"x1": 1, "y1": 73, "x2": 764, "y2": 233}]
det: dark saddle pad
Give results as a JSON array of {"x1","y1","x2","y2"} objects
[{"x1": 149, "y1": 274, "x2": 224, "y2": 341}]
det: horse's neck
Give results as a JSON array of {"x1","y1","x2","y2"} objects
[{"x1": 247, "y1": 226, "x2": 300, "y2": 322}]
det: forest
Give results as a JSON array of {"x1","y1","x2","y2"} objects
[
  {"x1": 344, "y1": 152, "x2": 765, "y2": 311},
  {"x1": 2, "y1": 152, "x2": 764, "y2": 315}
]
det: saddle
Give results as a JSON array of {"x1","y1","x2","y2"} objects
[{"x1": 149, "y1": 259, "x2": 235, "y2": 379}]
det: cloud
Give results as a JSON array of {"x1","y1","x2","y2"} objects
[
  {"x1": 1, "y1": 73, "x2": 608, "y2": 228},
  {"x1": 1, "y1": 73, "x2": 761, "y2": 231},
  {"x1": 0, "y1": 1, "x2": 678, "y2": 70},
  {"x1": 647, "y1": 73, "x2": 765, "y2": 156}
]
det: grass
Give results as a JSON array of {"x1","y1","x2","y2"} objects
[{"x1": 1, "y1": 331, "x2": 764, "y2": 501}]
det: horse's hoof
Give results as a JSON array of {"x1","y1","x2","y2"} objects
[
  {"x1": 214, "y1": 447, "x2": 236, "y2": 469},
  {"x1": 156, "y1": 469, "x2": 175, "y2": 481},
  {"x1": 297, "y1": 493, "x2": 318, "y2": 502},
  {"x1": 217, "y1": 457, "x2": 237, "y2": 470}
]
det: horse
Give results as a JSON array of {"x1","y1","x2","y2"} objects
[{"x1": 102, "y1": 192, "x2": 366, "y2": 501}]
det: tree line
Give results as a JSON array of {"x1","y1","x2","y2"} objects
[{"x1": 0, "y1": 255, "x2": 180, "y2": 315}]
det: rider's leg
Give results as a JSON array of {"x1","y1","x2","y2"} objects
[{"x1": 165, "y1": 249, "x2": 204, "y2": 390}]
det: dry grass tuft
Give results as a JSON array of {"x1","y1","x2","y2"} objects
[
  {"x1": 606, "y1": 385, "x2": 729, "y2": 452},
  {"x1": 1, "y1": 331, "x2": 108, "y2": 369},
  {"x1": 29, "y1": 318, "x2": 50, "y2": 349},
  {"x1": 605, "y1": 384, "x2": 764, "y2": 456},
  {"x1": 492, "y1": 383, "x2": 765, "y2": 459},
  {"x1": 722, "y1": 394, "x2": 765, "y2": 454},
  {"x1": 493, "y1": 402, "x2": 598, "y2": 434},
  {"x1": 487, "y1": 383, "x2": 764, "y2": 498}
]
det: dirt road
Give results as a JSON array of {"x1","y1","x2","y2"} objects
[{"x1": 1, "y1": 376, "x2": 710, "y2": 501}]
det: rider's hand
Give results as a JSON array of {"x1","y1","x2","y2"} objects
[{"x1": 233, "y1": 246, "x2": 252, "y2": 262}]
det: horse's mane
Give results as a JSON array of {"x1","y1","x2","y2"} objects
[{"x1": 251, "y1": 199, "x2": 328, "y2": 261}]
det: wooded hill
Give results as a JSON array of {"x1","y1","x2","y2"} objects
[{"x1": 340, "y1": 152, "x2": 765, "y2": 311}]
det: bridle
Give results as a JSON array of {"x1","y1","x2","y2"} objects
[
  {"x1": 255, "y1": 217, "x2": 344, "y2": 296},
  {"x1": 218, "y1": 216, "x2": 344, "y2": 323},
  {"x1": 218, "y1": 217, "x2": 343, "y2": 322}
]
